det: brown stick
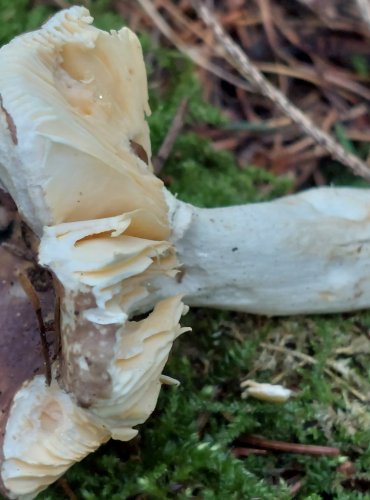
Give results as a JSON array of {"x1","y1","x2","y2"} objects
[
  {"x1": 240, "y1": 435, "x2": 340, "y2": 456},
  {"x1": 232, "y1": 447, "x2": 268, "y2": 457},
  {"x1": 153, "y1": 98, "x2": 188, "y2": 174},
  {"x1": 192, "y1": 1, "x2": 370, "y2": 182},
  {"x1": 18, "y1": 272, "x2": 52, "y2": 385},
  {"x1": 53, "y1": 296, "x2": 61, "y2": 359},
  {"x1": 57, "y1": 478, "x2": 77, "y2": 500}
]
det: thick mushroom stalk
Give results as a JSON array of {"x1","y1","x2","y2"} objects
[
  {"x1": 0, "y1": 6, "x2": 370, "y2": 499},
  {"x1": 155, "y1": 187, "x2": 370, "y2": 315}
]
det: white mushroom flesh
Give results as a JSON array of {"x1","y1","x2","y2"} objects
[{"x1": 0, "y1": 6, "x2": 168, "y2": 238}]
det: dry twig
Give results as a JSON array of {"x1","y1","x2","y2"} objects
[
  {"x1": 18, "y1": 272, "x2": 52, "y2": 385},
  {"x1": 153, "y1": 97, "x2": 188, "y2": 174},
  {"x1": 240, "y1": 435, "x2": 341, "y2": 456},
  {"x1": 136, "y1": 0, "x2": 253, "y2": 92},
  {"x1": 50, "y1": 0, "x2": 70, "y2": 8},
  {"x1": 57, "y1": 478, "x2": 78, "y2": 500}
]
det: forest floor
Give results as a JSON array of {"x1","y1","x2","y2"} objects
[{"x1": 1, "y1": 0, "x2": 370, "y2": 498}]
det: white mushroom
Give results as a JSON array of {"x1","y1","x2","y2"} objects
[
  {"x1": 0, "y1": 8, "x2": 188, "y2": 498},
  {"x1": 158, "y1": 187, "x2": 370, "y2": 316},
  {"x1": 0, "y1": 6, "x2": 370, "y2": 499}
]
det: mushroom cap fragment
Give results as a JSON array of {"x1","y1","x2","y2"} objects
[
  {"x1": 2, "y1": 377, "x2": 110, "y2": 499},
  {"x1": 241, "y1": 380, "x2": 293, "y2": 403},
  {"x1": 0, "y1": 6, "x2": 169, "y2": 239}
]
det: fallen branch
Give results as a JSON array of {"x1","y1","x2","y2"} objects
[{"x1": 153, "y1": 97, "x2": 188, "y2": 174}]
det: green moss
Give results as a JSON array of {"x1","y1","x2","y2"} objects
[
  {"x1": 0, "y1": 0, "x2": 53, "y2": 45},
  {"x1": 163, "y1": 136, "x2": 291, "y2": 207}
]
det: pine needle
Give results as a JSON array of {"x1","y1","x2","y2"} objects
[{"x1": 192, "y1": 1, "x2": 370, "y2": 182}]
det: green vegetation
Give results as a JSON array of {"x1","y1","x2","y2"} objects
[
  {"x1": 1, "y1": 2, "x2": 370, "y2": 499},
  {"x1": 37, "y1": 310, "x2": 370, "y2": 499},
  {"x1": 0, "y1": 0, "x2": 51, "y2": 45}
]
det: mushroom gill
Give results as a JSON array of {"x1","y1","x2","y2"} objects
[{"x1": 0, "y1": 6, "x2": 168, "y2": 238}]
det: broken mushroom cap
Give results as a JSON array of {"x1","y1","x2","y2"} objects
[
  {"x1": 1, "y1": 295, "x2": 187, "y2": 499},
  {"x1": 0, "y1": 6, "x2": 168, "y2": 239},
  {"x1": 0, "y1": 7, "x2": 190, "y2": 498},
  {"x1": 36, "y1": 204, "x2": 188, "y2": 413}
]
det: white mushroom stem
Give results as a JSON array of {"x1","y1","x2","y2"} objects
[{"x1": 149, "y1": 187, "x2": 370, "y2": 316}]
